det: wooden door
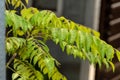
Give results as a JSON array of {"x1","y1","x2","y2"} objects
[{"x1": 96, "y1": 0, "x2": 120, "y2": 80}]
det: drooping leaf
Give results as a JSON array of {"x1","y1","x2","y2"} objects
[
  {"x1": 59, "y1": 28, "x2": 69, "y2": 41},
  {"x1": 68, "y1": 29, "x2": 77, "y2": 44},
  {"x1": 6, "y1": 37, "x2": 26, "y2": 54},
  {"x1": 66, "y1": 45, "x2": 73, "y2": 55},
  {"x1": 25, "y1": 0, "x2": 28, "y2": 4},
  {"x1": 21, "y1": 7, "x2": 39, "y2": 20},
  {"x1": 44, "y1": 58, "x2": 54, "y2": 73},
  {"x1": 13, "y1": 59, "x2": 44, "y2": 80},
  {"x1": 14, "y1": 0, "x2": 21, "y2": 9},
  {"x1": 103, "y1": 58, "x2": 109, "y2": 69},
  {"x1": 116, "y1": 49, "x2": 120, "y2": 61},
  {"x1": 60, "y1": 41, "x2": 67, "y2": 51},
  {"x1": 6, "y1": 11, "x2": 33, "y2": 36},
  {"x1": 109, "y1": 61, "x2": 115, "y2": 72}
]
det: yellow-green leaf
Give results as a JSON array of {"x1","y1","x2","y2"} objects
[
  {"x1": 109, "y1": 61, "x2": 115, "y2": 72},
  {"x1": 116, "y1": 49, "x2": 120, "y2": 61},
  {"x1": 21, "y1": 7, "x2": 39, "y2": 20},
  {"x1": 25, "y1": 0, "x2": 28, "y2": 4}
]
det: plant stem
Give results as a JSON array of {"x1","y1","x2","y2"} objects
[
  {"x1": 6, "y1": 65, "x2": 16, "y2": 73},
  {"x1": 6, "y1": 53, "x2": 17, "y2": 66}
]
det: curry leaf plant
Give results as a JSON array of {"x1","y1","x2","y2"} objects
[{"x1": 5, "y1": 0, "x2": 120, "y2": 80}]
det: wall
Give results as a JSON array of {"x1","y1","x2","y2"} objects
[
  {"x1": 63, "y1": 0, "x2": 86, "y2": 24},
  {"x1": 0, "y1": 0, "x2": 6, "y2": 80}
]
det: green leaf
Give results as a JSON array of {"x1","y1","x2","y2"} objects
[
  {"x1": 92, "y1": 30, "x2": 100, "y2": 37},
  {"x1": 37, "y1": 39, "x2": 49, "y2": 53},
  {"x1": 21, "y1": 7, "x2": 39, "y2": 20},
  {"x1": 116, "y1": 49, "x2": 120, "y2": 61},
  {"x1": 20, "y1": 46, "x2": 34, "y2": 60},
  {"x1": 99, "y1": 41, "x2": 107, "y2": 59},
  {"x1": 68, "y1": 29, "x2": 77, "y2": 44},
  {"x1": 43, "y1": 67, "x2": 48, "y2": 74},
  {"x1": 109, "y1": 61, "x2": 115, "y2": 72},
  {"x1": 16, "y1": 29, "x2": 24, "y2": 36},
  {"x1": 30, "y1": 49, "x2": 38, "y2": 63},
  {"x1": 89, "y1": 52, "x2": 96, "y2": 64},
  {"x1": 6, "y1": 37, "x2": 25, "y2": 54},
  {"x1": 41, "y1": 11, "x2": 53, "y2": 26},
  {"x1": 6, "y1": 11, "x2": 33, "y2": 36},
  {"x1": 66, "y1": 45, "x2": 72, "y2": 55},
  {"x1": 78, "y1": 31, "x2": 85, "y2": 49},
  {"x1": 76, "y1": 32, "x2": 80, "y2": 49},
  {"x1": 31, "y1": 28, "x2": 40, "y2": 35},
  {"x1": 11, "y1": 0, "x2": 16, "y2": 6},
  {"x1": 106, "y1": 45, "x2": 114, "y2": 61},
  {"x1": 82, "y1": 49, "x2": 90, "y2": 61},
  {"x1": 69, "y1": 20, "x2": 77, "y2": 29},
  {"x1": 60, "y1": 41, "x2": 67, "y2": 51},
  {"x1": 44, "y1": 58, "x2": 54, "y2": 73},
  {"x1": 25, "y1": 0, "x2": 28, "y2": 4},
  {"x1": 103, "y1": 58, "x2": 109, "y2": 69},
  {"x1": 59, "y1": 28, "x2": 68, "y2": 41},
  {"x1": 73, "y1": 49, "x2": 83, "y2": 58},
  {"x1": 33, "y1": 54, "x2": 41, "y2": 65},
  {"x1": 51, "y1": 28, "x2": 59, "y2": 39},
  {"x1": 13, "y1": 59, "x2": 44, "y2": 80},
  {"x1": 85, "y1": 33, "x2": 93, "y2": 52},
  {"x1": 12, "y1": 73, "x2": 19, "y2": 80},
  {"x1": 14, "y1": 1, "x2": 21, "y2": 9},
  {"x1": 79, "y1": 25, "x2": 91, "y2": 33},
  {"x1": 96, "y1": 56, "x2": 102, "y2": 68}
]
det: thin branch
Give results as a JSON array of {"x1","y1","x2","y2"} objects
[
  {"x1": 6, "y1": 53, "x2": 17, "y2": 66},
  {"x1": 6, "y1": 65, "x2": 16, "y2": 73}
]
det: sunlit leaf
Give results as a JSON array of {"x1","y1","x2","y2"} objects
[
  {"x1": 116, "y1": 49, "x2": 120, "y2": 61},
  {"x1": 103, "y1": 58, "x2": 109, "y2": 69},
  {"x1": 44, "y1": 58, "x2": 54, "y2": 73},
  {"x1": 109, "y1": 61, "x2": 115, "y2": 72},
  {"x1": 68, "y1": 29, "x2": 77, "y2": 44},
  {"x1": 21, "y1": 7, "x2": 39, "y2": 20}
]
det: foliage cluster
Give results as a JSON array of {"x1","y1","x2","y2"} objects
[{"x1": 5, "y1": 0, "x2": 120, "y2": 80}]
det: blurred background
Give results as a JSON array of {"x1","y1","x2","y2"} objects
[{"x1": 28, "y1": 0, "x2": 120, "y2": 80}]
